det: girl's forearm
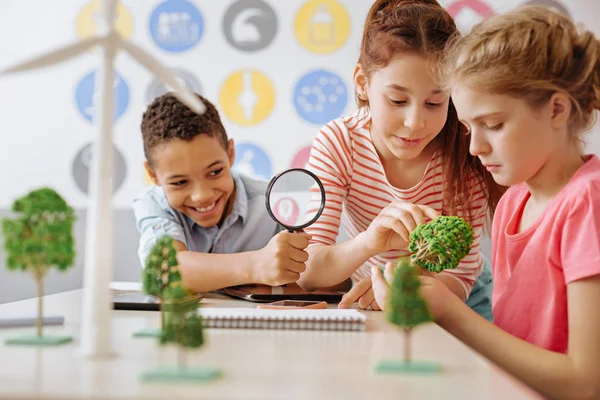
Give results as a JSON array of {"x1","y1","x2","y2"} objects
[
  {"x1": 440, "y1": 300, "x2": 599, "y2": 400},
  {"x1": 298, "y1": 232, "x2": 377, "y2": 290}
]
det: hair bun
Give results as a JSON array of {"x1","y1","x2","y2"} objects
[{"x1": 576, "y1": 32, "x2": 600, "y2": 111}]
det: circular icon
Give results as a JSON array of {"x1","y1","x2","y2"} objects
[
  {"x1": 72, "y1": 143, "x2": 127, "y2": 195},
  {"x1": 75, "y1": 71, "x2": 130, "y2": 123},
  {"x1": 446, "y1": 0, "x2": 495, "y2": 33},
  {"x1": 233, "y1": 143, "x2": 272, "y2": 180},
  {"x1": 274, "y1": 197, "x2": 300, "y2": 226},
  {"x1": 223, "y1": 0, "x2": 278, "y2": 52},
  {"x1": 76, "y1": 0, "x2": 133, "y2": 40},
  {"x1": 293, "y1": 69, "x2": 347, "y2": 125},
  {"x1": 290, "y1": 145, "x2": 312, "y2": 169},
  {"x1": 294, "y1": 0, "x2": 350, "y2": 54},
  {"x1": 520, "y1": 0, "x2": 571, "y2": 17},
  {"x1": 149, "y1": 0, "x2": 204, "y2": 53},
  {"x1": 219, "y1": 69, "x2": 275, "y2": 126},
  {"x1": 145, "y1": 68, "x2": 203, "y2": 104}
]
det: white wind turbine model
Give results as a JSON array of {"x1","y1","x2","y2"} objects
[{"x1": 1, "y1": 0, "x2": 205, "y2": 357}]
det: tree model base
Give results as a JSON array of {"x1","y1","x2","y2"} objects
[
  {"x1": 5, "y1": 335, "x2": 73, "y2": 346},
  {"x1": 141, "y1": 365, "x2": 222, "y2": 382},
  {"x1": 374, "y1": 359, "x2": 441, "y2": 375}
]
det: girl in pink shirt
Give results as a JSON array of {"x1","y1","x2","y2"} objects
[
  {"x1": 298, "y1": 0, "x2": 505, "y2": 318},
  {"x1": 372, "y1": 6, "x2": 600, "y2": 399}
]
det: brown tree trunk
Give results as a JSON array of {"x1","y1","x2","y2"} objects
[
  {"x1": 36, "y1": 274, "x2": 44, "y2": 337},
  {"x1": 404, "y1": 328, "x2": 412, "y2": 363},
  {"x1": 178, "y1": 346, "x2": 187, "y2": 371},
  {"x1": 160, "y1": 300, "x2": 165, "y2": 332}
]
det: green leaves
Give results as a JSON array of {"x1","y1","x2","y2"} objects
[
  {"x1": 143, "y1": 236, "x2": 181, "y2": 296},
  {"x1": 1, "y1": 188, "x2": 75, "y2": 274},
  {"x1": 161, "y1": 307, "x2": 204, "y2": 349},
  {"x1": 386, "y1": 259, "x2": 431, "y2": 328},
  {"x1": 144, "y1": 235, "x2": 205, "y2": 350},
  {"x1": 408, "y1": 216, "x2": 474, "y2": 273},
  {"x1": 160, "y1": 282, "x2": 205, "y2": 349}
]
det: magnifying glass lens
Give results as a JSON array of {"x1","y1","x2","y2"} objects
[{"x1": 266, "y1": 169, "x2": 325, "y2": 232}]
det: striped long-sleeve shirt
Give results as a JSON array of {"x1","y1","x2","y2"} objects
[{"x1": 304, "y1": 107, "x2": 486, "y2": 298}]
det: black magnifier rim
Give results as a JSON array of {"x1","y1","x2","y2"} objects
[{"x1": 265, "y1": 168, "x2": 326, "y2": 232}]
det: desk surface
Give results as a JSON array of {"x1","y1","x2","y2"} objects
[{"x1": 0, "y1": 290, "x2": 541, "y2": 400}]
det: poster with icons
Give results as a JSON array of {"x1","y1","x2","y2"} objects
[{"x1": 0, "y1": 0, "x2": 595, "y2": 209}]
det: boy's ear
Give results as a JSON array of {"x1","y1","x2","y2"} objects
[
  {"x1": 144, "y1": 161, "x2": 159, "y2": 185},
  {"x1": 548, "y1": 92, "x2": 571, "y2": 130},
  {"x1": 227, "y1": 139, "x2": 235, "y2": 165},
  {"x1": 353, "y1": 63, "x2": 369, "y2": 101}
]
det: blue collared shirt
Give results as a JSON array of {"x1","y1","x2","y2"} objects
[{"x1": 133, "y1": 171, "x2": 284, "y2": 267}]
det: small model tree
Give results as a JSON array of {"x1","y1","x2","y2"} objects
[
  {"x1": 160, "y1": 283, "x2": 205, "y2": 369},
  {"x1": 1, "y1": 188, "x2": 76, "y2": 345},
  {"x1": 138, "y1": 235, "x2": 180, "y2": 337},
  {"x1": 408, "y1": 216, "x2": 474, "y2": 273},
  {"x1": 140, "y1": 236, "x2": 221, "y2": 383},
  {"x1": 375, "y1": 216, "x2": 475, "y2": 374},
  {"x1": 374, "y1": 259, "x2": 438, "y2": 374},
  {"x1": 387, "y1": 259, "x2": 431, "y2": 363}
]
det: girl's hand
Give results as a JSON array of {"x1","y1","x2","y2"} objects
[
  {"x1": 338, "y1": 277, "x2": 381, "y2": 310},
  {"x1": 371, "y1": 263, "x2": 394, "y2": 311},
  {"x1": 363, "y1": 202, "x2": 439, "y2": 255},
  {"x1": 417, "y1": 274, "x2": 460, "y2": 323},
  {"x1": 372, "y1": 262, "x2": 450, "y2": 318}
]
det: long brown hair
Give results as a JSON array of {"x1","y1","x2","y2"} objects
[{"x1": 358, "y1": 0, "x2": 505, "y2": 222}]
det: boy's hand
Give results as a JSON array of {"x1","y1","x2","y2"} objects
[
  {"x1": 252, "y1": 231, "x2": 311, "y2": 286},
  {"x1": 362, "y1": 202, "x2": 439, "y2": 255}
]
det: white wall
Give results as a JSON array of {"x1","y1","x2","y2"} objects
[
  {"x1": 0, "y1": 0, "x2": 597, "y2": 303},
  {"x1": 0, "y1": 0, "x2": 597, "y2": 210}
]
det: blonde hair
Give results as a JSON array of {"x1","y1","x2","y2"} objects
[{"x1": 445, "y1": 6, "x2": 600, "y2": 136}]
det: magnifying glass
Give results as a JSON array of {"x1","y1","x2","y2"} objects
[{"x1": 265, "y1": 168, "x2": 326, "y2": 232}]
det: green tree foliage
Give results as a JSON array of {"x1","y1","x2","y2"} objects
[
  {"x1": 160, "y1": 276, "x2": 204, "y2": 368},
  {"x1": 408, "y1": 216, "x2": 474, "y2": 273},
  {"x1": 1, "y1": 188, "x2": 76, "y2": 336},
  {"x1": 386, "y1": 259, "x2": 431, "y2": 363},
  {"x1": 145, "y1": 235, "x2": 204, "y2": 368},
  {"x1": 387, "y1": 259, "x2": 431, "y2": 328},
  {"x1": 143, "y1": 236, "x2": 182, "y2": 330}
]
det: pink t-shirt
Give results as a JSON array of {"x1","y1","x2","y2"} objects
[{"x1": 492, "y1": 154, "x2": 600, "y2": 353}]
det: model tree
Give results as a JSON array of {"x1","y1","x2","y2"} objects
[
  {"x1": 374, "y1": 258, "x2": 439, "y2": 374},
  {"x1": 1, "y1": 188, "x2": 76, "y2": 346},
  {"x1": 160, "y1": 284, "x2": 205, "y2": 369},
  {"x1": 141, "y1": 247, "x2": 221, "y2": 383},
  {"x1": 387, "y1": 259, "x2": 431, "y2": 363},
  {"x1": 375, "y1": 217, "x2": 475, "y2": 374},
  {"x1": 135, "y1": 235, "x2": 181, "y2": 337},
  {"x1": 408, "y1": 216, "x2": 474, "y2": 273}
]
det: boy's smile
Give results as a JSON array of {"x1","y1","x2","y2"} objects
[{"x1": 146, "y1": 134, "x2": 236, "y2": 228}]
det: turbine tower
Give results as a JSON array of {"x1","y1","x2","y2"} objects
[{"x1": 1, "y1": 0, "x2": 205, "y2": 357}]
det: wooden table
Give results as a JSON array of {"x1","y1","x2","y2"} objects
[{"x1": 0, "y1": 290, "x2": 542, "y2": 400}]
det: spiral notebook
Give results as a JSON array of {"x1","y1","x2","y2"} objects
[{"x1": 198, "y1": 308, "x2": 366, "y2": 331}]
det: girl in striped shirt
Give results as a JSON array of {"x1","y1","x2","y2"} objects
[{"x1": 297, "y1": 0, "x2": 505, "y2": 317}]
